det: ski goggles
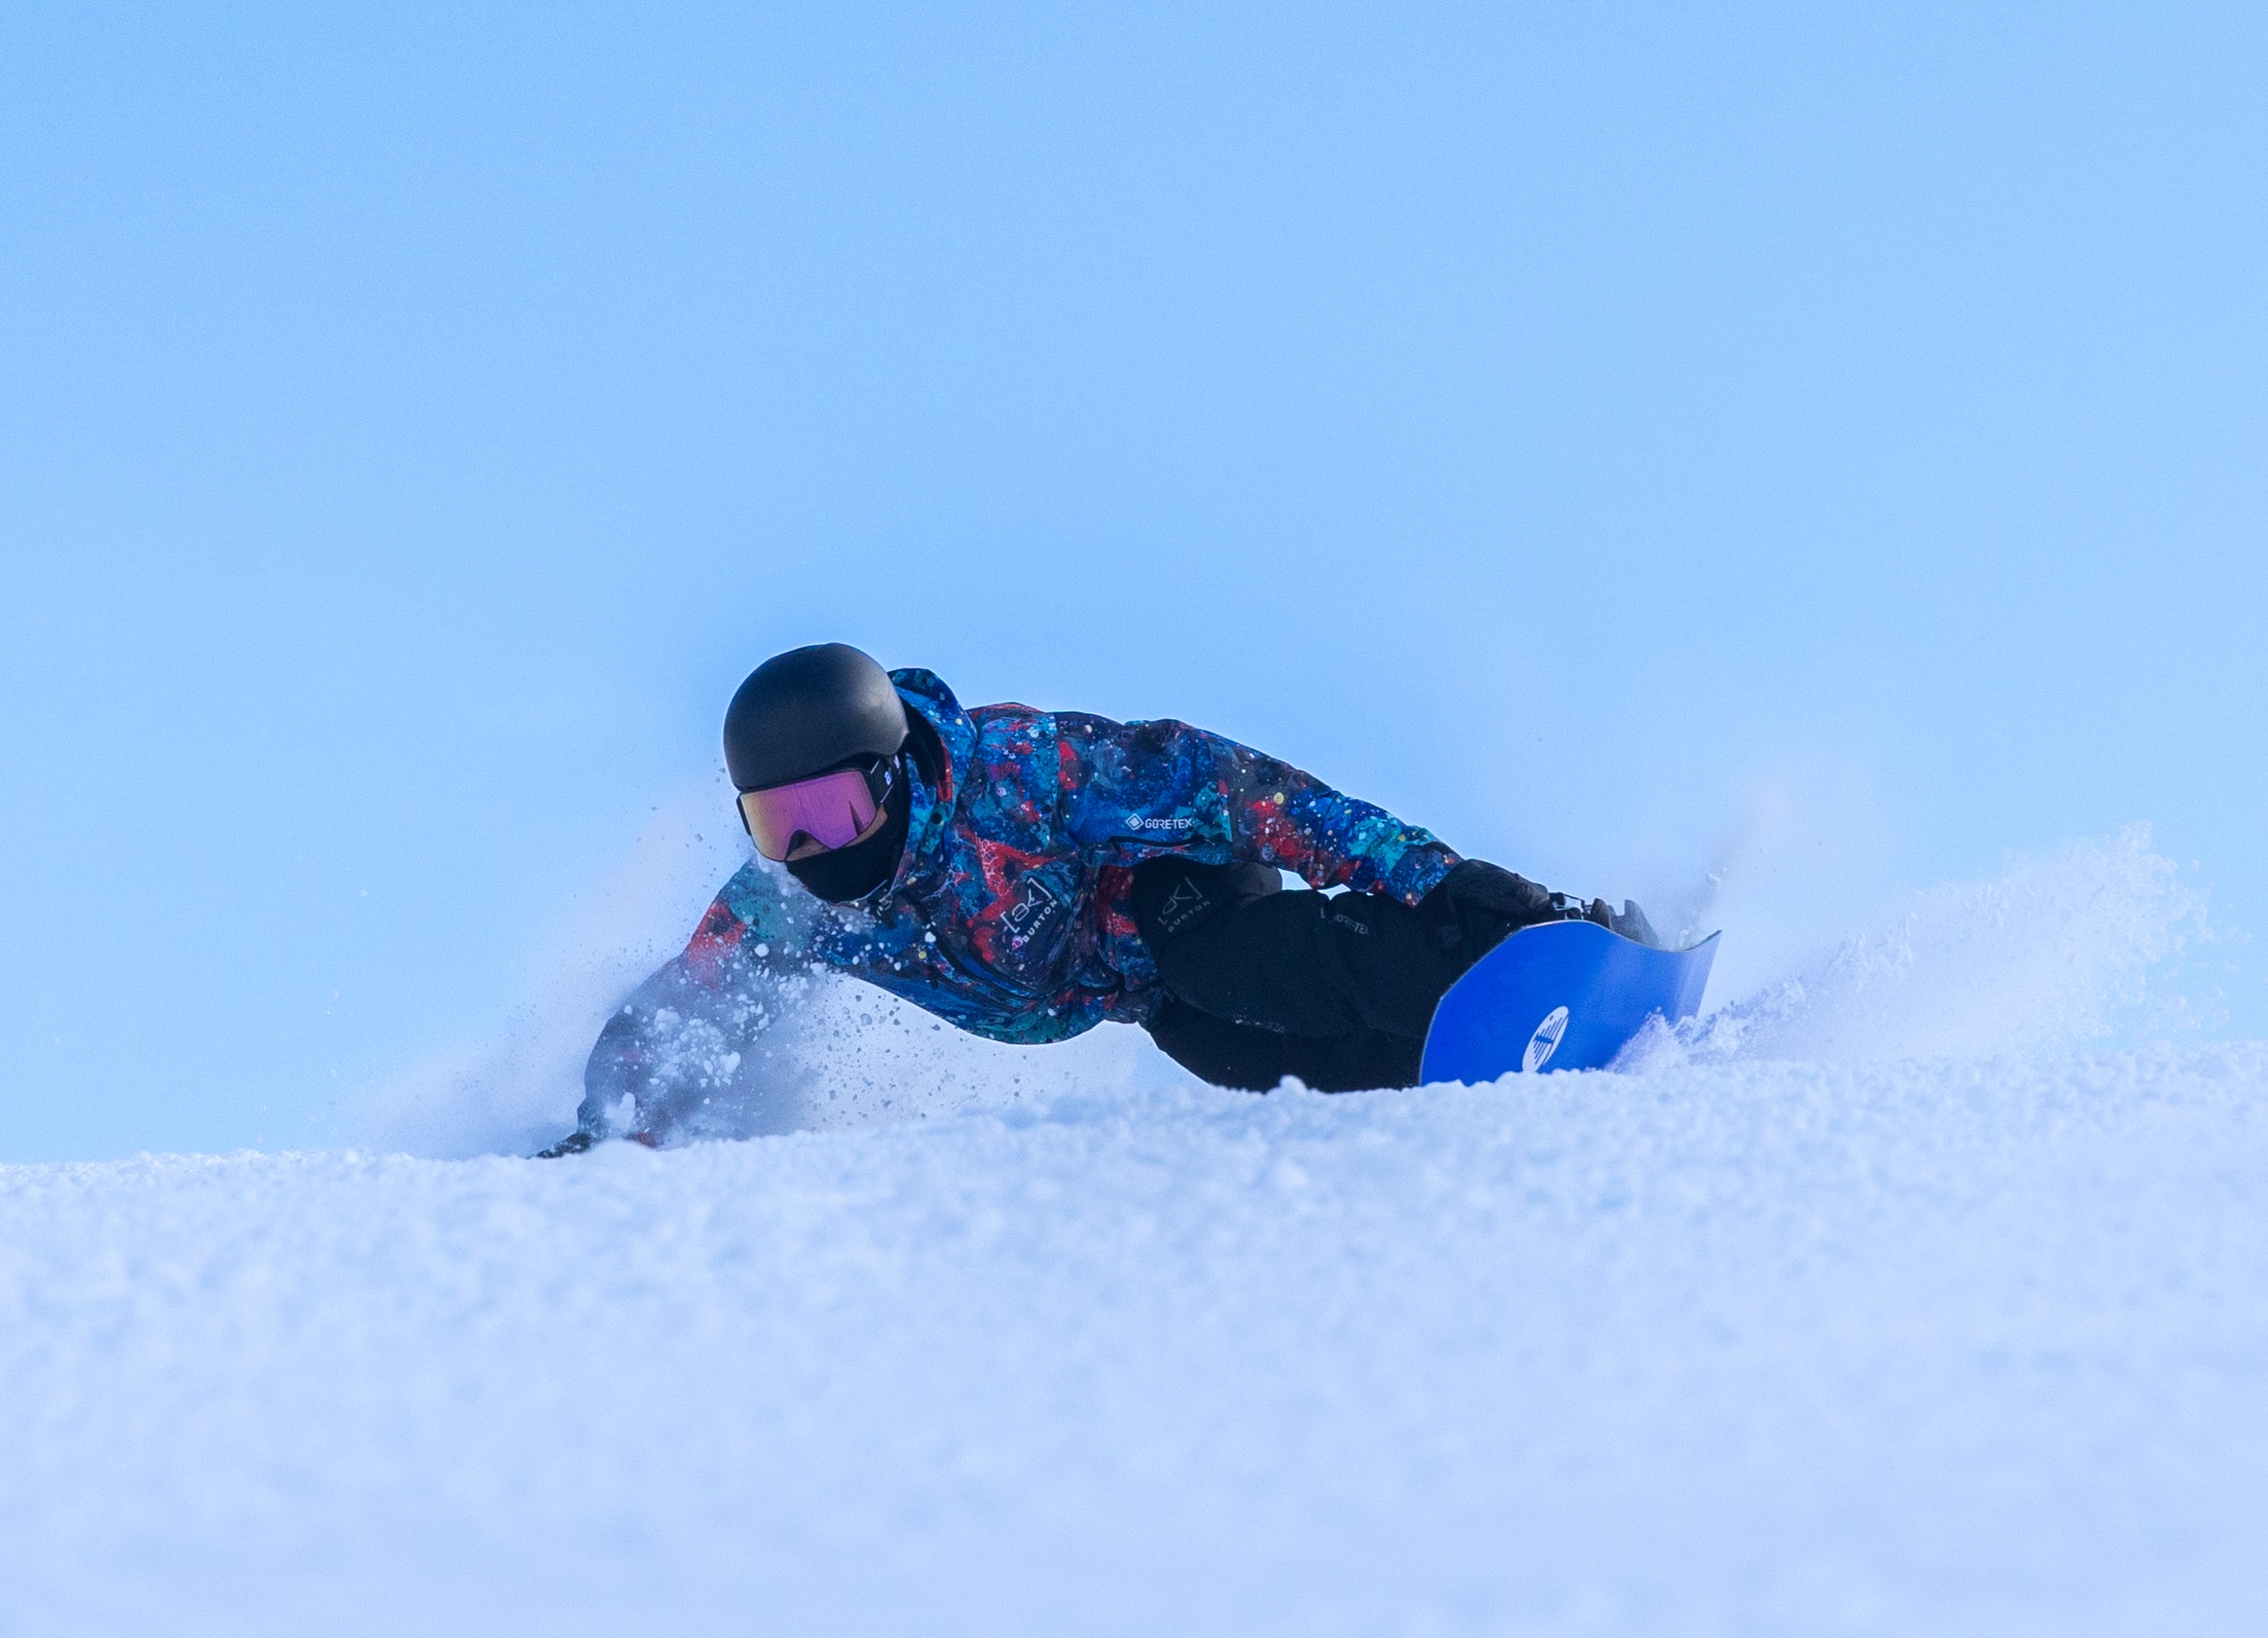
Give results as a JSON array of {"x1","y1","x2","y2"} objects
[{"x1": 735, "y1": 761, "x2": 893, "y2": 861}]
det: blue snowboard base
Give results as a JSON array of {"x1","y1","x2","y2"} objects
[{"x1": 1419, "y1": 920, "x2": 1720, "y2": 1084}]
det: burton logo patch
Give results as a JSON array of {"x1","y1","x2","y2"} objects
[{"x1": 1153, "y1": 877, "x2": 1210, "y2": 938}]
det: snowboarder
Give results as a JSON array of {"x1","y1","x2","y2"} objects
[{"x1": 538, "y1": 644, "x2": 1651, "y2": 1155}]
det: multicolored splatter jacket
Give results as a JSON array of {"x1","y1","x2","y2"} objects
[{"x1": 580, "y1": 669, "x2": 1460, "y2": 1133}]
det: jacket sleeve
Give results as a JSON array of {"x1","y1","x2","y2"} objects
[
  {"x1": 1056, "y1": 713, "x2": 1460, "y2": 906},
  {"x1": 574, "y1": 861, "x2": 812, "y2": 1141}
]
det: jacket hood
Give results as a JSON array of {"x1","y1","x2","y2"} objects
[{"x1": 881, "y1": 668, "x2": 975, "y2": 904}]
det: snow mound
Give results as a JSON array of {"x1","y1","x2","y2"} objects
[
  {"x1": 15, "y1": 827, "x2": 2254, "y2": 1632},
  {"x1": 6, "y1": 1046, "x2": 2267, "y2": 1634}
]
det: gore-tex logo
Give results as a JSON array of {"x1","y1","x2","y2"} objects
[{"x1": 1124, "y1": 811, "x2": 1195, "y2": 833}]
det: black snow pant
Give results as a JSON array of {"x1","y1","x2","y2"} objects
[{"x1": 1131, "y1": 857, "x2": 1464, "y2": 1093}]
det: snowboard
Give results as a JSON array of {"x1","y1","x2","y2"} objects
[{"x1": 1419, "y1": 919, "x2": 1720, "y2": 1084}]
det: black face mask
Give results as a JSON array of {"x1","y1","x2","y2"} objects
[{"x1": 784, "y1": 764, "x2": 911, "y2": 904}]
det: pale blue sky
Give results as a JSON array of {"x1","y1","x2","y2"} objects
[{"x1": 4, "y1": 2, "x2": 2262, "y2": 1160}]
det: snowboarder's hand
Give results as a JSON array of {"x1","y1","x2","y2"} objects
[
  {"x1": 1419, "y1": 860, "x2": 1558, "y2": 963},
  {"x1": 533, "y1": 1130, "x2": 596, "y2": 1159},
  {"x1": 1423, "y1": 862, "x2": 1662, "y2": 961}
]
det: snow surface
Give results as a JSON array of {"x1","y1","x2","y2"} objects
[{"x1": 4, "y1": 828, "x2": 2264, "y2": 1635}]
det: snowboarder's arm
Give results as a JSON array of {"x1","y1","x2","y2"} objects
[
  {"x1": 1061, "y1": 714, "x2": 1460, "y2": 906},
  {"x1": 563, "y1": 861, "x2": 811, "y2": 1147}
]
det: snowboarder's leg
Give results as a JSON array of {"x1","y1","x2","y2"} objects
[
  {"x1": 1132, "y1": 858, "x2": 1461, "y2": 1046},
  {"x1": 1141, "y1": 998, "x2": 1424, "y2": 1092}
]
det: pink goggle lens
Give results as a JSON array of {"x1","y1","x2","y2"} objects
[{"x1": 736, "y1": 767, "x2": 881, "y2": 861}]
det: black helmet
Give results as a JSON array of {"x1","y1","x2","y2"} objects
[{"x1": 724, "y1": 643, "x2": 909, "y2": 792}]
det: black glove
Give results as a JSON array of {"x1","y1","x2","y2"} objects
[
  {"x1": 1420, "y1": 860, "x2": 1661, "y2": 965},
  {"x1": 1417, "y1": 860, "x2": 1558, "y2": 965},
  {"x1": 1562, "y1": 893, "x2": 1663, "y2": 947},
  {"x1": 577, "y1": 1006, "x2": 650, "y2": 1129},
  {"x1": 524, "y1": 1010, "x2": 655, "y2": 1157}
]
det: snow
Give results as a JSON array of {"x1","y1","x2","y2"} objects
[{"x1": 4, "y1": 830, "x2": 2264, "y2": 1635}]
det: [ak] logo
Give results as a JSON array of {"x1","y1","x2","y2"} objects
[{"x1": 1152, "y1": 876, "x2": 1210, "y2": 937}]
